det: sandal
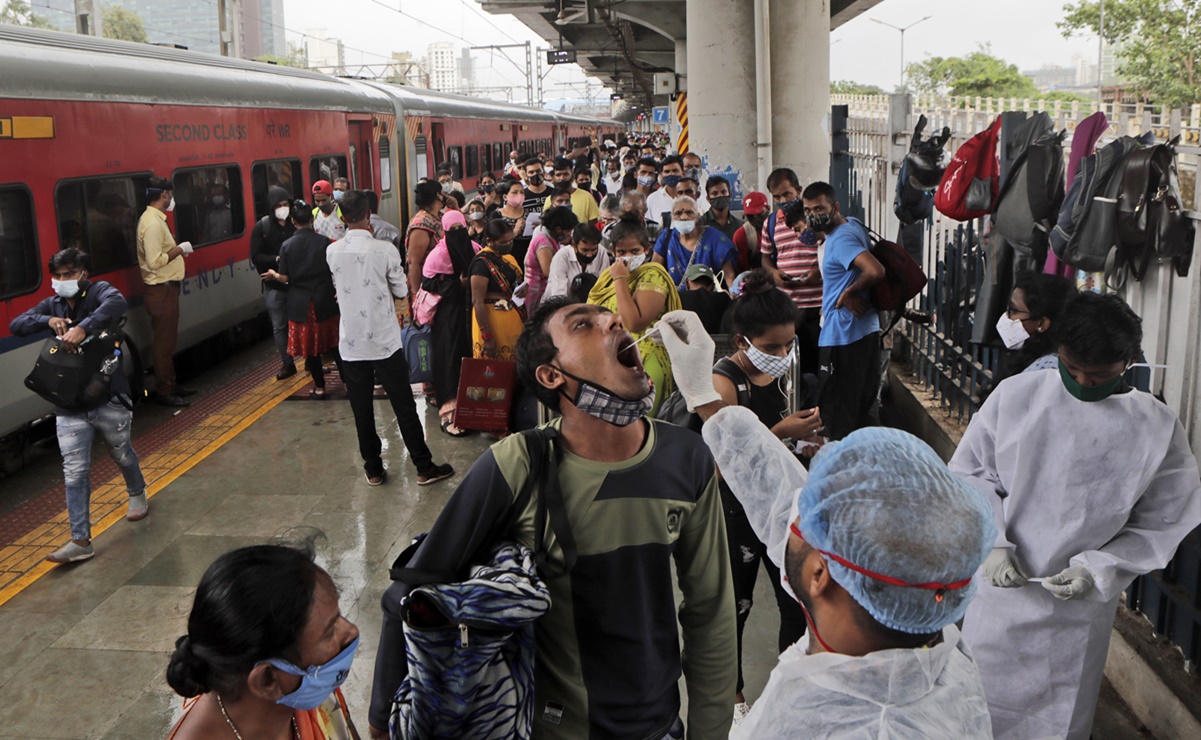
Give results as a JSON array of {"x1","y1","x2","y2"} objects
[
  {"x1": 440, "y1": 419, "x2": 473, "y2": 438},
  {"x1": 309, "y1": 387, "x2": 327, "y2": 400}
]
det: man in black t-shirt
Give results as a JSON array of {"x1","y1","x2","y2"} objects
[
  {"x1": 516, "y1": 157, "x2": 550, "y2": 265},
  {"x1": 678, "y1": 264, "x2": 732, "y2": 335}
]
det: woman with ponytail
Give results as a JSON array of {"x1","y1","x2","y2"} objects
[
  {"x1": 166, "y1": 541, "x2": 360, "y2": 739},
  {"x1": 718, "y1": 269, "x2": 824, "y2": 730}
]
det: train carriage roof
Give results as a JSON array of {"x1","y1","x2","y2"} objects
[{"x1": 0, "y1": 26, "x2": 622, "y2": 129}]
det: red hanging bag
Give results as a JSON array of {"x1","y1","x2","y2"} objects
[{"x1": 935, "y1": 116, "x2": 1002, "y2": 221}]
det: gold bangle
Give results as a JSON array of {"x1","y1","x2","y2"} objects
[{"x1": 613, "y1": 275, "x2": 628, "y2": 281}]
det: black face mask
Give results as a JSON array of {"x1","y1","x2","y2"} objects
[
  {"x1": 527, "y1": 174, "x2": 543, "y2": 186},
  {"x1": 578, "y1": 180, "x2": 592, "y2": 191},
  {"x1": 807, "y1": 211, "x2": 834, "y2": 233},
  {"x1": 576, "y1": 250, "x2": 596, "y2": 265},
  {"x1": 318, "y1": 202, "x2": 337, "y2": 215},
  {"x1": 481, "y1": 184, "x2": 495, "y2": 194},
  {"x1": 711, "y1": 196, "x2": 731, "y2": 211}
]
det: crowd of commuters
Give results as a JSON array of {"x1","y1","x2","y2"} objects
[{"x1": 11, "y1": 130, "x2": 1201, "y2": 740}]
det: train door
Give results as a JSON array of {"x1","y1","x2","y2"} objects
[
  {"x1": 430, "y1": 122, "x2": 446, "y2": 170},
  {"x1": 349, "y1": 120, "x2": 375, "y2": 191}
]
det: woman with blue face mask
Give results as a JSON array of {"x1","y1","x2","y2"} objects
[
  {"x1": 167, "y1": 540, "x2": 361, "y2": 740},
  {"x1": 718, "y1": 268, "x2": 824, "y2": 730},
  {"x1": 652, "y1": 195, "x2": 738, "y2": 290}
]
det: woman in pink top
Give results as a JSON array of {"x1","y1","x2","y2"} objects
[{"x1": 523, "y1": 205, "x2": 578, "y2": 313}]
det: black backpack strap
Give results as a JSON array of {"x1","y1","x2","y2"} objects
[
  {"x1": 529, "y1": 427, "x2": 577, "y2": 578},
  {"x1": 713, "y1": 357, "x2": 752, "y2": 408}
]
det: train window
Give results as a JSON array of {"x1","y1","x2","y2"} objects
[
  {"x1": 0, "y1": 187, "x2": 39, "y2": 300},
  {"x1": 171, "y1": 166, "x2": 245, "y2": 249},
  {"x1": 252, "y1": 159, "x2": 303, "y2": 221},
  {"x1": 446, "y1": 147, "x2": 463, "y2": 180},
  {"x1": 54, "y1": 174, "x2": 151, "y2": 276},
  {"x1": 310, "y1": 156, "x2": 348, "y2": 190},
  {"x1": 480, "y1": 144, "x2": 492, "y2": 175},
  {"x1": 378, "y1": 135, "x2": 392, "y2": 193},
  {"x1": 494, "y1": 143, "x2": 506, "y2": 171},
  {"x1": 465, "y1": 145, "x2": 479, "y2": 178}
]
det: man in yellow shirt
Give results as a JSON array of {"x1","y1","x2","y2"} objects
[
  {"x1": 136, "y1": 176, "x2": 194, "y2": 407},
  {"x1": 542, "y1": 160, "x2": 599, "y2": 224}
]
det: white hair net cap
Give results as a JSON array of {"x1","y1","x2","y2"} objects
[{"x1": 800, "y1": 427, "x2": 997, "y2": 634}]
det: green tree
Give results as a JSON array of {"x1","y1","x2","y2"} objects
[
  {"x1": 101, "y1": 4, "x2": 147, "y2": 44},
  {"x1": 1, "y1": 0, "x2": 56, "y2": 28},
  {"x1": 255, "y1": 42, "x2": 307, "y2": 68},
  {"x1": 1060, "y1": 0, "x2": 1201, "y2": 108},
  {"x1": 1041, "y1": 90, "x2": 1096, "y2": 104},
  {"x1": 831, "y1": 80, "x2": 886, "y2": 95},
  {"x1": 906, "y1": 46, "x2": 1039, "y2": 98}
]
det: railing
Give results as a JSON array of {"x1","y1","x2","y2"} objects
[{"x1": 834, "y1": 93, "x2": 1201, "y2": 674}]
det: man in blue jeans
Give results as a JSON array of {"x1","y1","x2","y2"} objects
[{"x1": 10, "y1": 248, "x2": 149, "y2": 563}]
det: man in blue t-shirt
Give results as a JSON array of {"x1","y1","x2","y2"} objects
[{"x1": 798, "y1": 182, "x2": 885, "y2": 440}]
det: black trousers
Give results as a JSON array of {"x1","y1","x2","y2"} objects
[
  {"x1": 818, "y1": 332, "x2": 881, "y2": 441},
  {"x1": 794, "y1": 307, "x2": 822, "y2": 376},
  {"x1": 722, "y1": 481, "x2": 807, "y2": 694},
  {"x1": 341, "y1": 347, "x2": 434, "y2": 477}
]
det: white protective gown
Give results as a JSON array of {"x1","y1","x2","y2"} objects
[
  {"x1": 702, "y1": 406, "x2": 994, "y2": 740},
  {"x1": 951, "y1": 370, "x2": 1201, "y2": 740}
]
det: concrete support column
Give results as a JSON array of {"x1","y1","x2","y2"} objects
[
  {"x1": 769, "y1": 0, "x2": 830, "y2": 186},
  {"x1": 687, "y1": 0, "x2": 758, "y2": 192},
  {"x1": 675, "y1": 39, "x2": 688, "y2": 86}
]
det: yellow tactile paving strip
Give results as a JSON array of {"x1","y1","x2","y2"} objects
[{"x1": 0, "y1": 369, "x2": 310, "y2": 608}]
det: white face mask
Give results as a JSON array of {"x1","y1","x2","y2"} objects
[
  {"x1": 621, "y1": 254, "x2": 647, "y2": 270},
  {"x1": 165, "y1": 197, "x2": 175, "y2": 212},
  {"x1": 674, "y1": 219, "x2": 696, "y2": 235},
  {"x1": 995, "y1": 314, "x2": 1031, "y2": 350},
  {"x1": 274, "y1": 205, "x2": 291, "y2": 221},
  {"x1": 52, "y1": 278, "x2": 81, "y2": 299}
]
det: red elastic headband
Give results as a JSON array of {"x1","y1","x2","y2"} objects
[{"x1": 790, "y1": 522, "x2": 971, "y2": 602}]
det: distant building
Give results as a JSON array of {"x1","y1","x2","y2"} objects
[
  {"x1": 426, "y1": 41, "x2": 458, "y2": 92},
  {"x1": 1024, "y1": 65, "x2": 1077, "y2": 92},
  {"x1": 459, "y1": 46, "x2": 475, "y2": 95},
  {"x1": 305, "y1": 28, "x2": 344, "y2": 71}
]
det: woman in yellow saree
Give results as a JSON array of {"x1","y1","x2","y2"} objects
[{"x1": 588, "y1": 213, "x2": 682, "y2": 414}]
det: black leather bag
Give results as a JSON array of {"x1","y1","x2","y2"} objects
[
  {"x1": 1117, "y1": 136, "x2": 1194, "y2": 281},
  {"x1": 24, "y1": 327, "x2": 124, "y2": 411}
]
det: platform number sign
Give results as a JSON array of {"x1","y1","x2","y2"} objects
[{"x1": 652, "y1": 107, "x2": 669, "y2": 125}]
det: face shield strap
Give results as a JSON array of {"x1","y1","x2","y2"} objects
[{"x1": 789, "y1": 522, "x2": 971, "y2": 603}]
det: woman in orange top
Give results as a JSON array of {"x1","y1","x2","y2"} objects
[{"x1": 167, "y1": 541, "x2": 361, "y2": 739}]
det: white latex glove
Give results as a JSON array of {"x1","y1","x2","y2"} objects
[
  {"x1": 178, "y1": 241, "x2": 194, "y2": 255},
  {"x1": 1042, "y1": 565, "x2": 1095, "y2": 600},
  {"x1": 983, "y1": 547, "x2": 1028, "y2": 588},
  {"x1": 656, "y1": 310, "x2": 721, "y2": 412}
]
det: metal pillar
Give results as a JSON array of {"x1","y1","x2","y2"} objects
[
  {"x1": 687, "y1": 0, "x2": 757, "y2": 194},
  {"x1": 769, "y1": 0, "x2": 830, "y2": 186}
]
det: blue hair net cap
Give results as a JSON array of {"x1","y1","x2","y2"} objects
[{"x1": 799, "y1": 427, "x2": 997, "y2": 634}]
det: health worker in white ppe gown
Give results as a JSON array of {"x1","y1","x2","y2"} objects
[
  {"x1": 951, "y1": 292, "x2": 1201, "y2": 740},
  {"x1": 657, "y1": 309, "x2": 996, "y2": 739}
]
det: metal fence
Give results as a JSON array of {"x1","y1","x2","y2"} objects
[{"x1": 835, "y1": 94, "x2": 1201, "y2": 673}]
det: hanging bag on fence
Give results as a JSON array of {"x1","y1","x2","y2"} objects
[
  {"x1": 389, "y1": 428, "x2": 569, "y2": 740},
  {"x1": 992, "y1": 127, "x2": 1067, "y2": 268},
  {"x1": 935, "y1": 116, "x2": 1002, "y2": 221},
  {"x1": 1115, "y1": 135, "x2": 1195, "y2": 282},
  {"x1": 895, "y1": 115, "x2": 951, "y2": 225},
  {"x1": 1050, "y1": 134, "x2": 1149, "y2": 274},
  {"x1": 403, "y1": 321, "x2": 433, "y2": 384}
]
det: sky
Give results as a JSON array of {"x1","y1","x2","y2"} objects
[{"x1": 278, "y1": 0, "x2": 1104, "y2": 104}]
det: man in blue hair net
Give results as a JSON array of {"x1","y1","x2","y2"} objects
[{"x1": 657, "y1": 310, "x2": 996, "y2": 738}]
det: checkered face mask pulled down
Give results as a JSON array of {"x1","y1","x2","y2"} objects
[{"x1": 554, "y1": 366, "x2": 654, "y2": 426}]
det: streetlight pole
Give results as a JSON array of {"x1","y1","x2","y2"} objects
[{"x1": 870, "y1": 15, "x2": 933, "y2": 91}]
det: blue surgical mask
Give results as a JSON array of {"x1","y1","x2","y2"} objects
[
  {"x1": 333, "y1": 190, "x2": 345, "y2": 202},
  {"x1": 52, "y1": 278, "x2": 81, "y2": 299},
  {"x1": 674, "y1": 219, "x2": 696, "y2": 235},
  {"x1": 261, "y1": 635, "x2": 359, "y2": 711}
]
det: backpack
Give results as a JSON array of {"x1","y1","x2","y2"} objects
[
  {"x1": 24, "y1": 322, "x2": 133, "y2": 412},
  {"x1": 569, "y1": 271, "x2": 598, "y2": 303},
  {"x1": 992, "y1": 127, "x2": 1067, "y2": 267},
  {"x1": 656, "y1": 358, "x2": 750, "y2": 433},
  {"x1": 860, "y1": 224, "x2": 928, "y2": 328},
  {"x1": 402, "y1": 322, "x2": 433, "y2": 384},
  {"x1": 894, "y1": 157, "x2": 934, "y2": 225},
  {"x1": 1116, "y1": 136, "x2": 1195, "y2": 281},
  {"x1": 388, "y1": 428, "x2": 569, "y2": 740},
  {"x1": 896, "y1": 115, "x2": 951, "y2": 225},
  {"x1": 1049, "y1": 135, "x2": 1148, "y2": 273},
  {"x1": 935, "y1": 116, "x2": 1002, "y2": 221}
]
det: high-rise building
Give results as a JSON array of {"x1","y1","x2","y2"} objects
[
  {"x1": 426, "y1": 41, "x2": 458, "y2": 92},
  {"x1": 305, "y1": 28, "x2": 344, "y2": 71},
  {"x1": 458, "y1": 47, "x2": 475, "y2": 95}
]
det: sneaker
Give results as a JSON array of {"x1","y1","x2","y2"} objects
[
  {"x1": 731, "y1": 702, "x2": 752, "y2": 733},
  {"x1": 127, "y1": 492, "x2": 149, "y2": 521},
  {"x1": 365, "y1": 469, "x2": 387, "y2": 486},
  {"x1": 45, "y1": 541, "x2": 94, "y2": 563},
  {"x1": 276, "y1": 363, "x2": 298, "y2": 381},
  {"x1": 155, "y1": 393, "x2": 190, "y2": 408},
  {"x1": 417, "y1": 462, "x2": 454, "y2": 486}
]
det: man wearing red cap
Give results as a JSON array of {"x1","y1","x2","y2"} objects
[{"x1": 312, "y1": 180, "x2": 345, "y2": 241}]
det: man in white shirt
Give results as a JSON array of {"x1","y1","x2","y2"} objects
[
  {"x1": 326, "y1": 190, "x2": 453, "y2": 488},
  {"x1": 600, "y1": 155, "x2": 624, "y2": 196},
  {"x1": 645, "y1": 155, "x2": 684, "y2": 226},
  {"x1": 544, "y1": 223, "x2": 610, "y2": 301},
  {"x1": 658, "y1": 310, "x2": 996, "y2": 739}
]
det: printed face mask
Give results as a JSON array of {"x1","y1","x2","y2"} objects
[
  {"x1": 274, "y1": 205, "x2": 291, "y2": 221},
  {"x1": 554, "y1": 366, "x2": 654, "y2": 426},
  {"x1": 807, "y1": 211, "x2": 833, "y2": 232},
  {"x1": 745, "y1": 339, "x2": 794, "y2": 378},
  {"x1": 260, "y1": 635, "x2": 359, "y2": 711},
  {"x1": 622, "y1": 254, "x2": 647, "y2": 270},
  {"x1": 527, "y1": 173, "x2": 544, "y2": 186},
  {"x1": 636, "y1": 175, "x2": 656, "y2": 188},
  {"x1": 662, "y1": 174, "x2": 682, "y2": 188},
  {"x1": 52, "y1": 279, "x2": 81, "y2": 299},
  {"x1": 1059, "y1": 359, "x2": 1127, "y2": 403},
  {"x1": 995, "y1": 314, "x2": 1031, "y2": 350}
]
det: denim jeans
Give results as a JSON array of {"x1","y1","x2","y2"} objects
[
  {"x1": 263, "y1": 288, "x2": 292, "y2": 365},
  {"x1": 55, "y1": 395, "x2": 146, "y2": 541}
]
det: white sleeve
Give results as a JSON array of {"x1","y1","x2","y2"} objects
[
  {"x1": 949, "y1": 389, "x2": 1015, "y2": 550},
  {"x1": 1072, "y1": 419, "x2": 1201, "y2": 602},
  {"x1": 544, "y1": 250, "x2": 569, "y2": 299},
  {"x1": 387, "y1": 248, "x2": 408, "y2": 299},
  {"x1": 701, "y1": 406, "x2": 807, "y2": 571}
]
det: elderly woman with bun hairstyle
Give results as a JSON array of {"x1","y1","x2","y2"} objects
[{"x1": 166, "y1": 541, "x2": 361, "y2": 739}]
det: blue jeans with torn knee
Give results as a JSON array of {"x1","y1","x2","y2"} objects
[{"x1": 55, "y1": 395, "x2": 146, "y2": 542}]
